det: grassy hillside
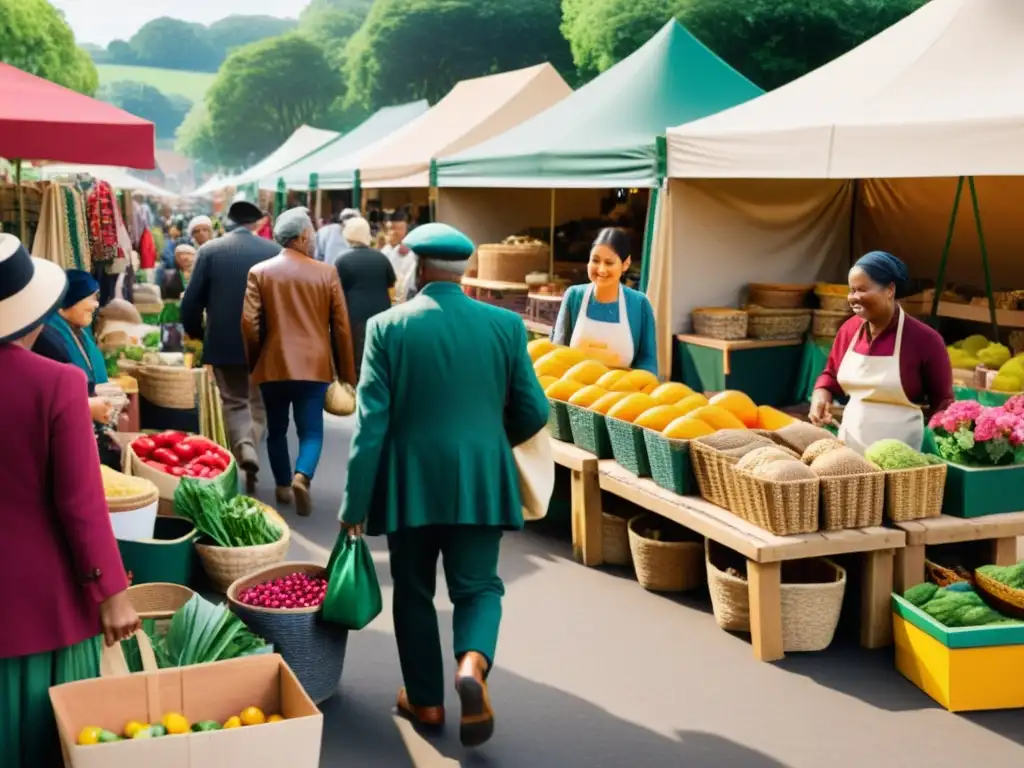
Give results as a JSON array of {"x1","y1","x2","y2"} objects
[{"x1": 96, "y1": 65, "x2": 216, "y2": 102}]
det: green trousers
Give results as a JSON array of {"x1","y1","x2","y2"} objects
[
  {"x1": 0, "y1": 636, "x2": 103, "y2": 768},
  {"x1": 387, "y1": 525, "x2": 505, "y2": 708}
]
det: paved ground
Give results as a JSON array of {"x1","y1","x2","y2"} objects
[{"x1": 248, "y1": 415, "x2": 1024, "y2": 767}]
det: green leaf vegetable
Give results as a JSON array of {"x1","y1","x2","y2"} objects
[
  {"x1": 904, "y1": 583, "x2": 1021, "y2": 628},
  {"x1": 142, "y1": 331, "x2": 161, "y2": 349},
  {"x1": 174, "y1": 479, "x2": 281, "y2": 548},
  {"x1": 864, "y1": 439, "x2": 930, "y2": 470},
  {"x1": 903, "y1": 582, "x2": 938, "y2": 607}
]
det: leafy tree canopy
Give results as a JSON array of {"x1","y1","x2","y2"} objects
[
  {"x1": 129, "y1": 17, "x2": 222, "y2": 72},
  {"x1": 206, "y1": 15, "x2": 299, "y2": 57},
  {"x1": 0, "y1": 0, "x2": 98, "y2": 94},
  {"x1": 98, "y1": 80, "x2": 193, "y2": 139}
]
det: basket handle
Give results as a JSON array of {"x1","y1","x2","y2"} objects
[{"x1": 101, "y1": 629, "x2": 158, "y2": 677}]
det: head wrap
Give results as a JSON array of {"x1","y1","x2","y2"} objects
[
  {"x1": 187, "y1": 215, "x2": 213, "y2": 237},
  {"x1": 854, "y1": 251, "x2": 910, "y2": 298},
  {"x1": 62, "y1": 269, "x2": 100, "y2": 309},
  {"x1": 342, "y1": 217, "x2": 372, "y2": 247},
  {"x1": 339, "y1": 208, "x2": 361, "y2": 224}
]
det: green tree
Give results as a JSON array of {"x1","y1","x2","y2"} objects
[
  {"x1": 128, "y1": 17, "x2": 221, "y2": 72},
  {"x1": 176, "y1": 103, "x2": 222, "y2": 167},
  {"x1": 98, "y1": 81, "x2": 193, "y2": 139},
  {"x1": 106, "y1": 39, "x2": 136, "y2": 65},
  {"x1": 561, "y1": 0, "x2": 681, "y2": 80},
  {"x1": 200, "y1": 34, "x2": 342, "y2": 168},
  {"x1": 206, "y1": 15, "x2": 299, "y2": 57},
  {"x1": 0, "y1": 0, "x2": 98, "y2": 94},
  {"x1": 343, "y1": 0, "x2": 574, "y2": 110}
]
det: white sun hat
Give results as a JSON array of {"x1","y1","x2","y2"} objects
[{"x1": 0, "y1": 233, "x2": 68, "y2": 343}]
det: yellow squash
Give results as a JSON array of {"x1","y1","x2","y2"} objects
[
  {"x1": 595, "y1": 369, "x2": 628, "y2": 389},
  {"x1": 563, "y1": 359, "x2": 610, "y2": 386},
  {"x1": 545, "y1": 378, "x2": 586, "y2": 402},
  {"x1": 634, "y1": 405, "x2": 686, "y2": 431},
  {"x1": 527, "y1": 338, "x2": 559, "y2": 362},
  {"x1": 533, "y1": 350, "x2": 571, "y2": 378},
  {"x1": 607, "y1": 393, "x2": 658, "y2": 423},
  {"x1": 663, "y1": 417, "x2": 715, "y2": 440},
  {"x1": 568, "y1": 385, "x2": 608, "y2": 408},
  {"x1": 674, "y1": 393, "x2": 709, "y2": 418},
  {"x1": 688, "y1": 405, "x2": 746, "y2": 431},
  {"x1": 589, "y1": 391, "x2": 630, "y2": 414},
  {"x1": 650, "y1": 382, "x2": 694, "y2": 406},
  {"x1": 709, "y1": 390, "x2": 759, "y2": 428}
]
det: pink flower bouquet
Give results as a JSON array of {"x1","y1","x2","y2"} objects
[{"x1": 929, "y1": 399, "x2": 1024, "y2": 465}]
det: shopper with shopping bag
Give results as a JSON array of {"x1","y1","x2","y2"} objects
[{"x1": 338, "y1": 223, "x2": 550, "y2": 748}]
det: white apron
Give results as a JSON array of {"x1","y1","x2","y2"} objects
[
  {"x1": 837, "y1": 308, "x2": 924, "y2": 454},
  {"x1": 569, "y1": 284, "x2": 634, "y2": 369}
]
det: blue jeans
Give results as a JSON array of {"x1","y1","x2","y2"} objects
[{"x1": 259, "y1": 381, "x2": 330, "y2": 487}]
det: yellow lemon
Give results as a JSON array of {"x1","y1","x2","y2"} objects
[
  {"x1": 161, "y1": 712, "x2": 191, "y2": 735},
  {"x1": 123, "y1": 720, "x2": 147, "y2": 739},
  {"x1": 240, "y1": 706, "x2": 266, "y2": 726},
  {"x1": 77, "y1": 726, "x2": 103, "y2": 746},
  {"x1": 223, "y1": 716, "x2": 242, "y2": 729},
  {"x1": 267, "y1": 714, "x2": 284, "y2": 723}
]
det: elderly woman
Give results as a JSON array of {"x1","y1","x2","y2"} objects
[
  {"x1": 242, "y1": 208, "x2": 356, "y2": 515},
  {"x1": 160, "y1": 244, "x2": 196, "y2": 300},
  {"x1": 810, "y1": 251, "x2": 953, "y2": 453},
  {"x1": 187, "y1": 215, "x2": 214, "y2": 248},
  {"x1": 334, "y1": 216, "x2": 396, "y2": 372},
  {"x1": 0, "y1": 235, "x2": 140, "y2": 768}
]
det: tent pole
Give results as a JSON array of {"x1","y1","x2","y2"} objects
[
  {"x1": 15, "y1": 159, "x2": 26, "y2": 243},
  {"x1": 639, "y1": 186, "x2": 659, "y2": 293},
  {"x1": 549, "y1": 189, "x2": 556, "y2": 276},
  {"x1": 967, "y1": 176, "x2": 998, "y2": 340},
  {"x1": 931, "y1": 176, "x2": 965, "y2": 322}
]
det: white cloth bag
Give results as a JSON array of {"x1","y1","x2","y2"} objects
[{"x1": 513, "y1": 427, "x2": 555, "y2": 521}]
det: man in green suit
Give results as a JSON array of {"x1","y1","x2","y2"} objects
[{"x1": 339, "y1": 223, "x2": 549, "y2": 747}]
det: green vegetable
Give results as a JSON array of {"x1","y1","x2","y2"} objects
[
  {"x1": 159, "y1": 302, "x2": 181, "y2": 325},
  {"x1": 191, "y1": 721, "x2": 222, "y2": 732},
  {"x1": 903, "y1": 582, "x2": 938, "y2": 607},
  {"x1": 122, "y1": 345, "x2": 145, "y2": 362},
  {"x1": 174, "y1": 479, "x2": 281, "y2": 548},
  {"x1": 865, "y1": 439, "x2": 930, "y2": 470},
  {"x1": 920, "y1": 586, "x2": 1019, "y2": 627},
  {"x1": 149, "y1": 724, "x2": 168, "y2": 738},
  {"x1": 142, "y1": 331, "x2": 161, "y2": 349},
  {"x1": 978, "y1": 342, "x2": 1011, "y2": 369},
  {"x1": 978, "y1": 562, "x2": 1024, "y2": 589},
  {"x1": 98, "y1": 730, "x2": 121, "y2": 743}
]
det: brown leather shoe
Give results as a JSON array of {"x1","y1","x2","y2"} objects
[
  {"x1": 292, "y1": 473, "x2": 311, "y2": 517},
  {"x1": 395, "y1": 687, "x2": 445, "y2": 731},
  {"x1": 275, "y1": 486, "x2": 293, "y2": 505},
  {"x1": 455, "y1": 652, "x2": 494, "y2": 747}
]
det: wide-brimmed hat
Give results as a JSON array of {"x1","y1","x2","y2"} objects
[
  {"x1": 0, "y1": 233, "x2": 68, "y2": 343},
  {"x1": 226, "y1": 201, "x2": 264, "y2": 228}
]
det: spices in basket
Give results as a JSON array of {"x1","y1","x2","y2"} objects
[
  {"x1": 100, "y1": 465, "x2": 156, "y2": 498},
  {"x1": 237, "y1": 571, "x2": 328, "y2": 610}
]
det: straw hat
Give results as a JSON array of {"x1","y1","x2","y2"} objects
[{"x1": 0, "y1": 233, "x2": 67, "y2": 343}]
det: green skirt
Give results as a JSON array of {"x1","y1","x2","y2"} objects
[{"x1": 0, "y1": 636, "x2": 103, "y2": 768}]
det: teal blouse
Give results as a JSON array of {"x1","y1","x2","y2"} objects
[{"x1": 551, "y1": 284, "x2": 658, "y2": 374}]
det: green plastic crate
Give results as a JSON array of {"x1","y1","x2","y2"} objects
[
  {"x1": 643, "y1": 430, "x2": 696, "y2": 495},
  {"x1": 547, "y1": 399, "x2": 573, "y2": 442},
  {"x1": 566, "y1": 404, "x2": 613, "y2": 458},
  {"x1": 606, "y1": 416, "x2": 651, "y2": 477},
  {"x1": 118, "y1": 516, "x2": 198, "y2": 586},
  {"x1": 942, "y1": 461, "x2": 1024, "y2": 518}
]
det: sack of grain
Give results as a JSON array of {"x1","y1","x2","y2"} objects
[
  {"x1": 750, "y1": 459, "x2": 818, "y2": 482},
  {"x1": 774, "y1": 422, "x2": 836, "y2": 454},
  {"x1": 801, "y1": 438, "x2": 845, "y2": 465},
  {"x1": 736, "y1": 446, "x2": 801, "y2": 474},
  {"x1": 810, "y1": 447, "x2": 878, "y2": 477}
]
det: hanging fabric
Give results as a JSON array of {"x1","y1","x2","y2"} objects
[
  {"x1": 86, "y1": 181, "x2": 122, "y2": 264},
  {"x1": 68, "y1": 187, "x2": 91, "y2": 272},
  {"x1": 31, "y1": 182, "x2": 72, "y2": 269}
]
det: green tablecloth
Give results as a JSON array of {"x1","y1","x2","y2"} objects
[
  {"x1": 795, "y1": 338, "x2": 833, "y2": 403},
  {"x1": 676, "y1": 340, "x2": 803, "y2": 407},
  {"x1": 953, "y1": 384, "x2": 1013, "y2": 406}
]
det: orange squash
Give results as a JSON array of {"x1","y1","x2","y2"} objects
[
  {"x1": 568, "y1": 385, "x2": 608, "y2": 408},
  {"x1": 688, "y1": 404, "x2": 746, "y2": 431},
  {"x1": 607, "y1": 393, "x2": 659, "y2": 423},
  {"x1": 709, "y1": 390, "x2": 759, "y2": 428},
  {"x1": 675, "y1": 393, "x2": 710, "y2": 418},
  {"x1": 534, "y1": 350, "x2": 571, "y2": 378},
  {"x1": 663, "y1": 417, "x2": 715, "y2": 440},
  {"x1": 756, "y1": 405, "x2": 797, "y2": 431},
  {"x1": 545, "y1": 379, "x2": 586, "y2": 402},
  {"x1": 537, "y1": 375, "x2": 559, "y2": 391},
  {"x1": 634, "y1": 405, "x2": 686, "y2": 431},
  {"x1": 589, "y1": 391, "x2": 630, "y2": 414},
  {"x1": 650, "y1": 382, "x2": 694, "y2": 406}
]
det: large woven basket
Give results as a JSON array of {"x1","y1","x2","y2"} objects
[
  {"x1": 138, "y1": 364, "x2": 199, "y2": 410},
  {"x1": 126, "y1": 582, "x2": 196, "y2": 620},
  {"x1": 643, "y1": 430, "x2": 696, "y2": 495},
  {"x1": 627, "y1": 514, "x2": 704, "y2": 592},
  {"x1": 477, "y1": 242, "x2": 549, "y2": 283},
  {"x1": 974, "y1": 570, "x2": 1024, "y2": 621},
  {"x1": 602, "y1": 512, "x2": 632, "y2": 566},
  {"x1": 689, "y1": 440, "x2": 739, "y2": 509},
  {"x1": 745, "y1": 307, "x2": 812, "y2": 340},
  {"x1": 818, "y1": 472, "x2": 885, "y2": 530},
  {"x1": 567, "y1": 403, "x2": 613, "y2": 458},
  {"x1": 747, "y1": 283, "x2": 813, "y2": 309},
  {"x1": 731, "y1": 467, "x2": 820, "y2": 536},
  {"x1": 227, "y1": 562, "x2": 349, "y2": 704},
  {"x1": 883, "y1": 463, "x2": 947, "y2": 522},
  {"x1": 547, "y1": 399, "x2": 573, "y2": 442},
  {"x1": 195, "y1": 505, "x2": 291, "y2": 591},
  {"x1": 926, "y1": 559, "x2": 972, "y2": 587},
  {"x1": 812, "y1": 309, "x2": 852, "y2": 338},
  {"x1": 606, "y1": 417, "x2": 651, "y2": 477},
  {"x1": 692, "y1": 308, "x2": 747, "y2": 340},
  {"x1": 705, "y1": 540, "x2": 846, "y2": 651},
  {"x1": 815, "y1": 285, "x2": 849, "y2": 312}
]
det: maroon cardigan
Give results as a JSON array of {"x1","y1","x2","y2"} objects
[{"x1": 0, "y1": 344, "x2": 128, "y2": 658}]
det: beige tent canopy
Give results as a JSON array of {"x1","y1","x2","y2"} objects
[
  {"x1": 317, "y1": 63, "x2": 572, "y2": 190},
  {"x1": 648, "y1": 0, "x2": 1024, "y2": 377}
]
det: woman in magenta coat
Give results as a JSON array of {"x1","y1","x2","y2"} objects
[{"x1": 0, "y1": 234, "x2": 140, "y2": 767}]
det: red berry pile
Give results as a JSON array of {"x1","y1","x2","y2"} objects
[{"x1": 238, "y1": 572, "x2": 328, "y2": 609}]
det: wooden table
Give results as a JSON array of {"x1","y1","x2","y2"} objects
[
  {"x1": 550, "y1": 439, "x2": 603, "y2": 567},
  {"x1": 892, "y1": 513, "x2": 1024, "y2": 593}
]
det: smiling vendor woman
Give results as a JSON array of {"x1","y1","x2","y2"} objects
[
  {"x1": 810, "y1": 251, "x2": 953, "y2": 454},
  {"x1": 551, "y1": 228, "x2": 658, "y2": 374}
]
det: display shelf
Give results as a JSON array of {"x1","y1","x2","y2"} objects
[
  {"x1": 675, "y1": 334, "x2": 805, "y2": 353},
  {"x1": 461, "y1": 276, "x2": 529, "y2": 292}
]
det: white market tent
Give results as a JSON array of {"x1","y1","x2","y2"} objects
[
  {"x1": 226, "y1": 125, "x2": 339, "y2": 189},
  {"x1": 189, "y1": 174, "x2": 230, "y2": 198},
  {"x1": 40, "y1": 163, "x2": 179, "y2": 198},
  {"x1": 647, "y1": 0, "x2": 1024, "y2": 377},
  {"x1": 317, "y1": 63, "x2": 572, "y2": 190}
]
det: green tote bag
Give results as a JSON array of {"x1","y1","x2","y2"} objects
[{"x1": 323, "y1": 534, "x2": 383, "y2": 630}]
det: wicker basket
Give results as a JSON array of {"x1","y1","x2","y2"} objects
[
  {"x1": 883, "y1": 463, "x2": 947, "y2": 522},
  {"x1": 227, "y1": 562, "x2": 349, "y2": 704},
  {"x1": 627, "y1": 514, "x2": 704, "y2": 592},
  {"x1": 643, "y1": 430, "x2": 696, "y2": 495},
  {"x1": 812, "y1": 309, "x2": 852, "y2": 338},
  {"x1": 547, "y1": 399, "x2": 573, "y2": 442},
  {"x1": 567, "y1": 404, "x2": 613, "y2": 458},
  {"x1": 126, "y1": 582, "x2": 196, "y2": 620},
  {"x1": 689, "y1": 440, "x2": 738, "y2": 509},
  {"x1": 817, "y1": 472, "x2": 884, "y2": 530},
  {"x1": 747, "y1": 283, "x2": 814, "y2": 309},
  {"x1": 195, "y1": 505, "x2": 291, "y2": 591},
  {"x1": 974, "y1": 570, "x2": 1024, "y2": 621},
  {"x1": 705, "y1": 540, "x2": 846, "y2": 651},
  {"x1": 925, "y1": 559, "x2": 972, "y2": 587},
  {"x1": 606, "y1": 417, "x2": 651, "y2": 477},
  {"x1": 692, "y1": 308, "x2": 748, "y2": 341},
  {"x1": 731, "y1": 467, "x2": 820, "y2": 535},
  {"x1": 814, "y1": 284, "x2": 849, "y2": 312},
  {"x1": 106, "y1": 485, "x2": 160, "y2": 513},
  {"x1": 477, "y1": 242, "x2": 549, "y2": 283},
  {"x1": 602, "y1": 512, "x2": 632, "y2": 566},
  {"x1": 745, "y1": 307, "x2": 812, "y2": 340},
  {"x1": 138, "y1": 364, "x2": 199, "y2": 410}
]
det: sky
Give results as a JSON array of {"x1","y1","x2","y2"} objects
[{"x1": 51, "y1": 0, "x2": 303, "y2": 45}]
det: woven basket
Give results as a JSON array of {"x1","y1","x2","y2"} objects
[
  {"x1": 731, "y1": 467, "x2": 820, "y2": 536},
  {"x1": 812, "y1": 309, "x2": 852, "y2": 338},
  {"x1": 883, "y1": 463, "x2": 947, "y2": 522},
  {"x1": 602, "y1": 512, "x2": 632, "y2": 566},
  {"x1": 126, "y1": 582, "x2": 196, "y2": 620},
  {"x1": 814, "y1": 284, "x2": 848, "y2": 310},
  {"x1": 747, "y1": 283, "x2": 814, "y2": 309},
  {"x1": 925, "y1": 559, "x2": 972, "y2": 587},
  {"x1": 705, "y1": 540, "x2": 846, "y2": 651},
  {"x1": 477, "y1": 243, "x2": 549, "y2": 283},
  {"x1": 606, "y1": 417, "x2": 651, "y2": 477},
  {"x1": 745, "y1": 307, "x2": 812, "y2": 341},
  {"x1": 106, "y1": 485, "x2": 160, "y2": 513},
  {"x1": 227, "y1": 562, "x2": 349, "y2": 704},
  {"x1": 689, "y1": 440, "x2": 739, "y2": 509},
  {"x1": 567, "y1": 403, "x2": 613, "y2": 458},
  {"x1": 643, "y1": 430, "x2": 696, "y2": 495},
  {"x1": 138, "y1": 365, "x2": 199, "y2": 410},
  {"x1": 627, "y1": 514, "x2": 704, "y2": 592},
  {"x1": 547, "y1": 399, "x2": 573, "y2": 442},
  {"x1": 974, "y1": 570, "x2": 1024, "y2": 621},
  {"x1": 692, "y1": 308, "x2": 748, "y2": 340},
  {"x1": 818, "y1": 472, "x2": 884, "y2": 531},
  {"x1": 195, "y1": 505, "x2": 291, "y2": 591}
]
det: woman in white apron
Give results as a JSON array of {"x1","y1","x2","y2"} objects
[
  {"x1": 809, "y1": 251, "x2": 953, "y2": 454},
  {"x1": 551, "y1": 228, "x2": 658, "y2": 374}
]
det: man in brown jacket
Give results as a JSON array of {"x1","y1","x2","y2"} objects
[{"x1": 241, "y1": 207, "x2": 357, "y2": 515}]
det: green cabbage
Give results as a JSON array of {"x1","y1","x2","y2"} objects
[{"x1": 865, "y1": 439, "x2": 929, "y2": 469}]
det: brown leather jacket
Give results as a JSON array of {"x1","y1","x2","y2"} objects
[{"x1": 241, "y1": 249, "x2": 357, "y2": 387}]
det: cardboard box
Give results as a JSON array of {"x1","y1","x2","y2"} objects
[{"x1": 50, "y1": 654, "x2": 322, "y2": 768}]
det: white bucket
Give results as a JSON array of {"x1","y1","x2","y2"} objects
[{"x1": 110, "y1": 499, "x2": 159, "y2": 542}]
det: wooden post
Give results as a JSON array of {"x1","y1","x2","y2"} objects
[
  {"x1": 16, "y1": 159, "x2": 26, "y2": 243},
  {"x1": 748, "y1": 560, "x2": 784, "y2": 662},
  {"x1": 570, "y1": 464, "x2": 603, "y2": 566},
  {"x1": 894, "y1": 544, "x2": 926, "y2": 594},
  {"x1": 860, "y1": 548, "x2": 895, "y2": 649},
  {"x1": 991, "y1": 537, "x2": 1017, "y2": 566},
  {"x1": 548, "y1": 189, "x2": 556, "y2": 276}
]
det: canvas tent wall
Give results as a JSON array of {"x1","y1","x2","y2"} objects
[
  {"x1": 648, "y1": 0, "x2": 1024, "y2": 378},
  {"x1": 225, "y1": 125, "x2": 339, "y2": 190},
  {"x1": 316, "y1": 63, "x2": 572, "y2": 191}
]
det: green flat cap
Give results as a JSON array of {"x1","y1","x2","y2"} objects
[{"x1": 403, "y1": 223, "x2": 475, "y2": 261}]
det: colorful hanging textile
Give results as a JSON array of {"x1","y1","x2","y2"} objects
[
  {"x1": 31, "y1": 182, "x2": 72, "y2": 269},
  {"x1": 68, "y1": 188, "x2": 91, "y2": 272},
  {"x1": 86, "y1": 181, "x2": 121, "y2": 264}
]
